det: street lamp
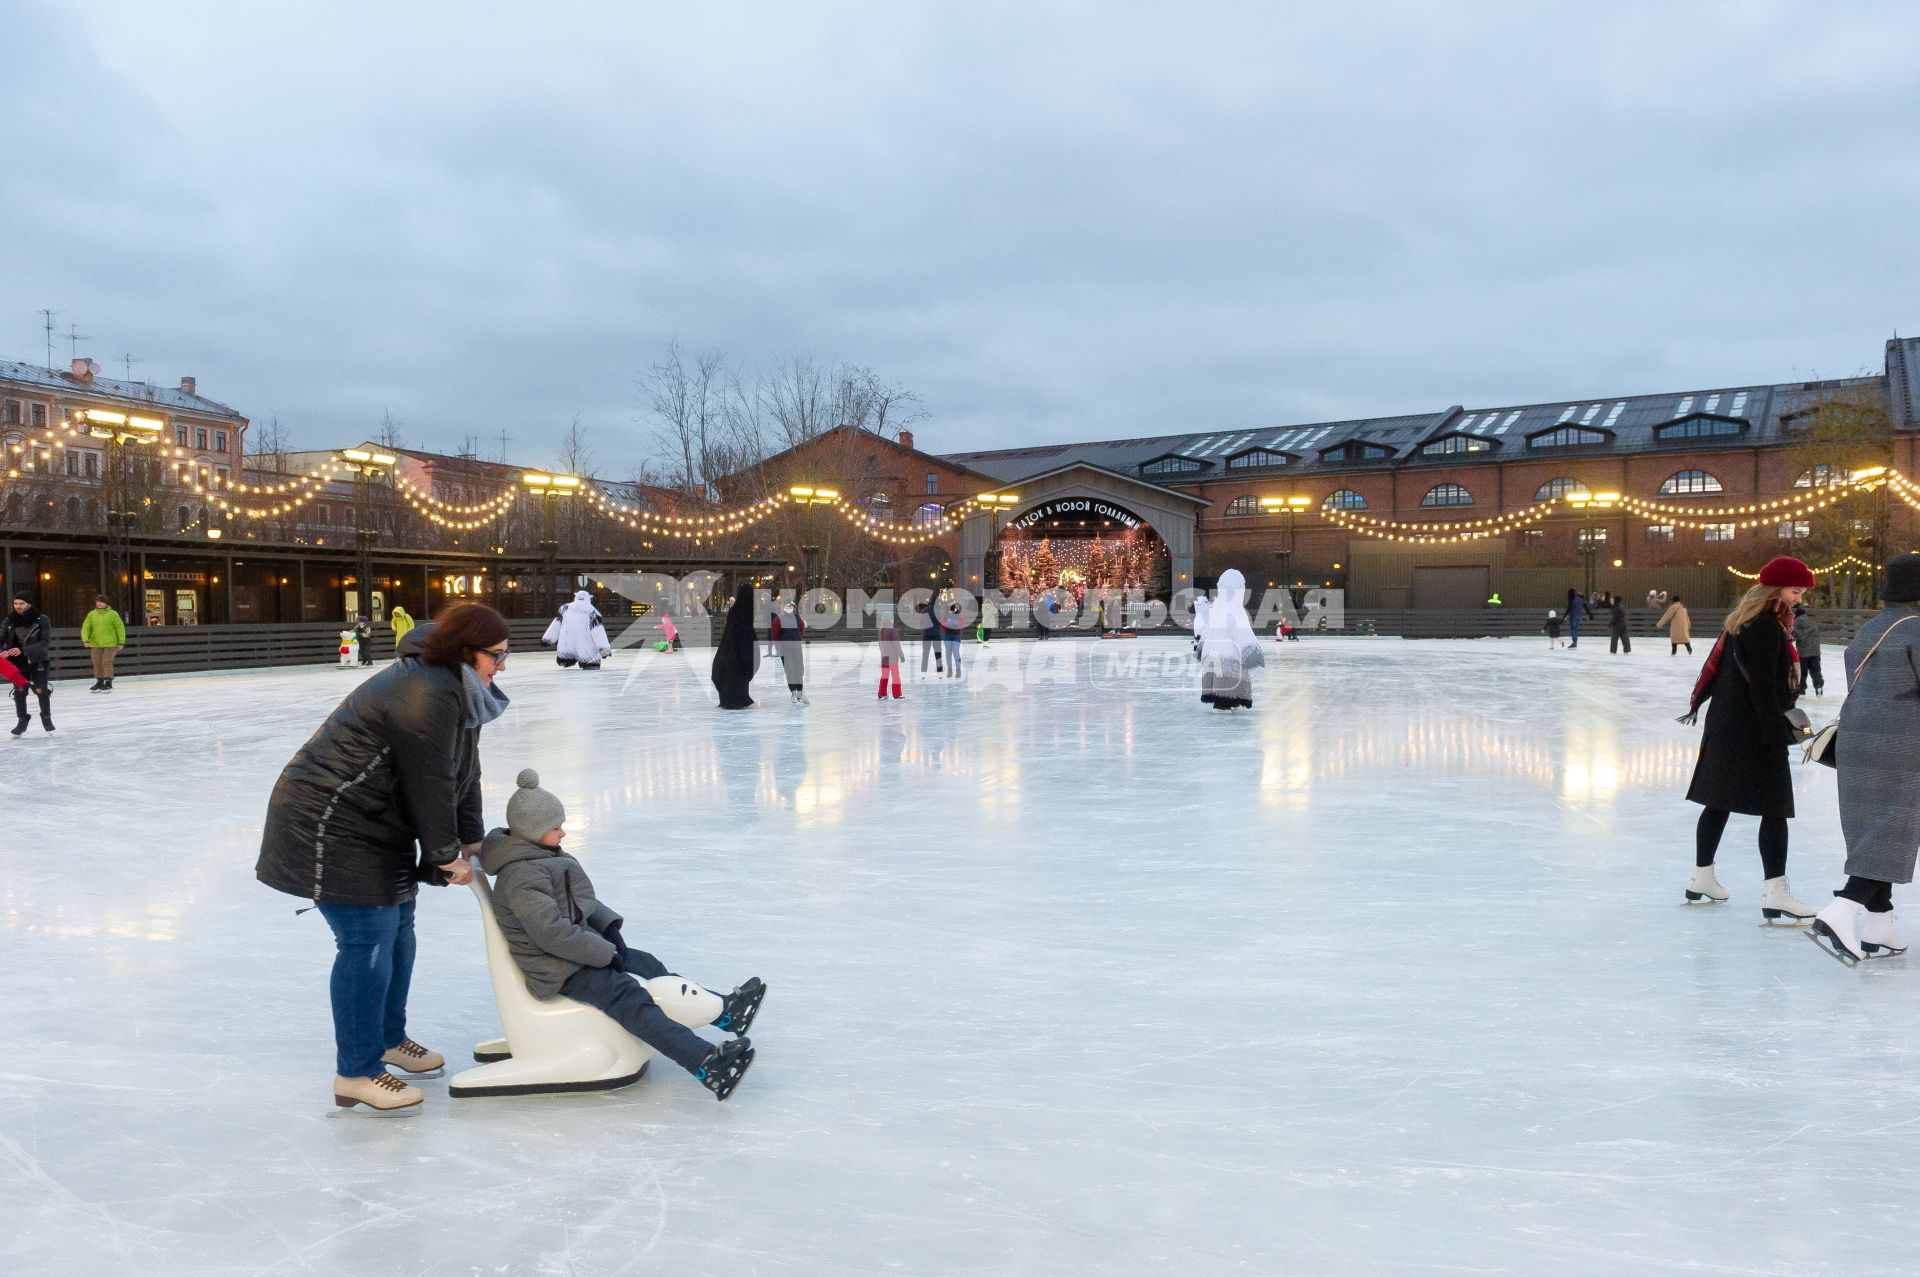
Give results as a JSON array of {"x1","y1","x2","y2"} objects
[
  {"x1": 341, "y1": 449, "x2": 398, "y2": 621},
  {"x1": 522, "y1": 471, "x2": 583, "y2": 616},
  {"x1": 975, "y1": 492, "x2": 1021, "y2": 591},
  {"x1": 1565, "y1": 491, "x2": 1621, "y2": 597},
  {"x1": 789, "y1": 484, "x2": 839, "y2": 594},
  {"x1": 74, "y1": 409, "x2": 164, "y2": 618},
  {"x1": 1259, "y1": 494, "x2": 1314, "y2": 587}
]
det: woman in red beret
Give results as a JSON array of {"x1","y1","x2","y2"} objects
[{"x1": 1680, "y1": 556, "x2": 1817, "y2": 923}]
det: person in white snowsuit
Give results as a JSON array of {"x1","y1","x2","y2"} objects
[
  {"x1": 1191, "y1": 595, "x2": 1211, "y2": 662},
  {"x1": 542, "y1": 590, "x2": 612, "y2": 670},
  {"x1": 1198, "y1": 569, "x2": 1264, "y2": 711}
]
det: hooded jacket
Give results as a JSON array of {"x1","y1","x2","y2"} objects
[
  {"x1": 1, "y1": 605, "x2": 53, "y2": 672},
  {"x1": 479, "y1": 828, "x2": 621, "y2": 998},
  {"x1": 711, "y1": 584, "x2": 760, "y2": 709},
  {"x1": 81, "y1": 606, "x2": 126, "y2": 648},
  {"x1": 255, "y1": 624, "x2": 507, "y2": 905}
]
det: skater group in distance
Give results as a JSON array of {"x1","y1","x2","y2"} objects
[{"x1": 1678, "y1": 553, "x2": 1920, "y2": 969}]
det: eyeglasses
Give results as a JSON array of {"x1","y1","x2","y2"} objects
[{"x1": 478, "y1": 646, "x2": 509, "y2": 665}]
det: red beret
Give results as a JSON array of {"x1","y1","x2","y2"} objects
[{"x1": 1757, "y1": 556, "x2": 1817, "y2": 589}]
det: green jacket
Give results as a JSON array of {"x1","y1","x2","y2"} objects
[{"x1": 81, "y1": 608, "x2": 126, "y2": 647}]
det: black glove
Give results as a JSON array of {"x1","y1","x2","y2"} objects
[{"x1": 606, "y1": 946, "x2": 628, "y2": 973}]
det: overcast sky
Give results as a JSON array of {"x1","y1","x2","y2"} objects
[{"x1": 3, "y1": 1, "x2": 1916, "y2": 471}]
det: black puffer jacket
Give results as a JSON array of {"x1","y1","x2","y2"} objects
[
  {"x1": 256, "y1": 628, "x2": 499, "y2": 905},
  {"x1": 1, "y1": 606, "x2": 53, "y2": 672}
]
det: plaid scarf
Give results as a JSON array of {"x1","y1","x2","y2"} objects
[{"x1": 1678, "y1": 601, "x2": 1797, "y2": 725}]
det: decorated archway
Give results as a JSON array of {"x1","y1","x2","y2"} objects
[{"x1": 957, "y1": 465, "x2": 1205, "y2": 601}]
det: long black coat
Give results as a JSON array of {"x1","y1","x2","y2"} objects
[
  {"x1": 256, "y1": 631, "x2": 487, "y2": 906},
  {"x1": 711, "y1": 585, "x2": 759, "y2": 710},
  {"x1": 1685, "y1": 615, "x2": 1798, "y2": 818}
]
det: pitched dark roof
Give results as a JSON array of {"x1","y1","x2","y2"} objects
[{"x1": 0, "y1": 359, "x2": 246, "y2": 421}]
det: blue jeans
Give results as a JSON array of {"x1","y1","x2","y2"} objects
[
  {"x1": 316, "y1": 897, "x2": 416, "y2": 1078},
  {"x1": 561, "y1": 964, "x2": 715, "y2": 1075}
]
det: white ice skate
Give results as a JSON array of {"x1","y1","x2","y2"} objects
[
  {"x1": 1684, "y1": 866, "x2": 1730, "y2": 904},
  {"x1": 1809, "y1": 897, "x2": 1866, "y2": 966},
  {"x1": 1861, "y1": 909, "x2": 1909, "y2": 958},
  {"x1": 1759, "y1": 877, "x2": 1815, "y2": 926}
]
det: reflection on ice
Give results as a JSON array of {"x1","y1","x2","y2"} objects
[{"x1": 0, "y1": 636, "x2": 1884, "y2": 1275}]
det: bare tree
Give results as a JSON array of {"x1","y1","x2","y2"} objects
[
  {"x1": 375, "y1": 409, "x2": 405, "y2": 450},
  {"x1": 246, "y1": 414, "x2": 295, "y2": 471},
  {"x1": 1789, "y1": 381, "x2": 1898, "y2": 607},
  {"x1": 642, "y1": 341, "x2": 734, "y2": 500}
]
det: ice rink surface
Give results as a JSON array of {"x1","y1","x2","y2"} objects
[{"x1": 1, "y1": 633, "x2": 1912, "y2": 1275}]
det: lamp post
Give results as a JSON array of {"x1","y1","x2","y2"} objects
[
  {"x1": 975, "y1": 491, "x2": 1021, "y2": 594},
  {"x1": 1566, "y1": 491, "x2": 1621, "y2": 598},
  {"x1": 787, "y1": 485, "x2": 839, "y2": 594},
  {"x1": 341, "y1": 449, "x2": 398, "y2": 621},
  {"x1": 1259, "y1": 494, "x2": 1314, "y2": 592},
  {"x1": 521, "y1": 471, "x2": 582, "y2": 616},
  {"x1": 74, "y1": 408, "x2": 164, "y2": 617}
]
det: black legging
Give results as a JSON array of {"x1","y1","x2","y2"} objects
[
  {"x1": 1696, "y1": 807, "x2": 1788, "y2": 880},
  {"x1": 1839, "y1": 876, "x2": 1896, "y2": 913}
]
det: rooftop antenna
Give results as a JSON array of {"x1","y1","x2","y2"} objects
[
  {"x1": 67, "y1": 323, "x2": 91, "y2": 364},
  {"x1": 40, "y1": 309, "x2": 58, "y2": 369},
  {"x1": 497, "y1": 427, "x2": 511, "y2": 462},
  {"x1": 122, "y1": 353, "x2": 142, "y2": 382}
]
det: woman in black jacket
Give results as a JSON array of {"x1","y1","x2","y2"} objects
[
  {"x1": 257, "y1": 603, "x2": 511, "y2": 1111},
  {"x1": 711, "y1": 583, "x2": 760, "y2": 709},
  {"x1": 1681, "y1": 558, "x2": 1816, "y2": 923},
  {"x1": 3, "y1": 589, "x2": 55, "y2": 735}
]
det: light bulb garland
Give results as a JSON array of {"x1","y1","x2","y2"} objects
[
  {"x1": 389, "y1": 470, "x2": 516, "y2": 516},
  {"x1": 1728, "y1": 554, "x2": 1882, "y2": 580}
]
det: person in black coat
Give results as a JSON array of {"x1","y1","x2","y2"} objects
[
  {"x1": 256, "y1": 603, "x2": 512, "y2": 1110},
  {"x1": 1681, "y1": 558, "x2": 1817, "y2": 922},
  {"x1": 1608, "y1": 596, "x2": 1631, "y2": 654},
  {"x1": 711, "y1": 583, "x2": 760, "y2": 709},
  {"x1": 4, "y1": 590, "x2": 55, "y2": 735}
]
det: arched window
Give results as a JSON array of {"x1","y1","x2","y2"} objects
[
  {"x1": 1225, "y1": 449, "x2": 1289, "y2": 470},
  {"x1": 911, "y1": 503, "x2": 945, "y2": 528},
  {"x1": 1140, "y1": 455, "x2": 1206, "y2": 478},
  {"x1": 64, "y1": 496, "x2": 84, "y2": 524},
  {"x1": 177, "y1": 505, "x2": 193, "y2": 530},
  {"x1": 1323, "y1": 489, "x2": 1368, "y2": 510},
  {"x1": 1535, "y1": 477, "x2": 1591, "y2": 502},
  {"x1": 1528, "y1": 426, "x2": 1608, "y2": 450},
  {"x1": 1795, "y1": 464, "x2": 1844, "y2": 489},
  {"x1": 1660, "y1": 469, "x2": 1723, "y2": 496},
  {"x1": 1420, "y1": 435, "x2": 1492, "y2": 457},
  {"x1": 1421, "y1": 483, "x2": 1474, "y2": 508},
  {"x1": 1224, "y1": 496, "x2": 1262, "y2": 517}
]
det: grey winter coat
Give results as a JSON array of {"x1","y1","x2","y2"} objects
[
  {"x1": 1837, "y1": 606, "x2": 1920, "y2": 882},
  {"x1": 479, "y1": 828, "x2": 621, "y2": 998},
  {"x1": 1792, "y1": 611, "x2": 1822, "y2": 661}
]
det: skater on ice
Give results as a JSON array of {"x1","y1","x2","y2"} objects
[
  {"x1": 1198, "y1": 568, "x2": 1263, "y2": 712},
  {"x1": 480, "y1": 768, "x2": 762, "y2": 1101},
  {"x1": 2, "y1": 590, "x2": 53, "y2": 735},
  {"x1": 877, "y1": 615, "x2": 904, "y2": 700},
  {"x1": 81, "y1": 593, "x2": 125, "y2": 692},
  {"x1": 772, "y1": 599, "x2": 808, "y2": 704},
  {"x1": 354, "y1": 614, "x2": 375, "y2": 666},
  {"x1": 1808, "y1": 554, "x2": 1920, "y2": 966},
  {"x1": 1792, "y1": 603, "x2": 1824, "y2": 696},
  {"x1": 711, "y1": 582, "x2": 759, "y2": 710},
  {"x1": 1678, "y1": 557, "x2": 1816, "y2": 923},
  {"x1": 543, "y1": 589, "x2": 613, "y2": 670},
  {"x1": 389, "y1": 604, "x2": 416, "y2": 648},
  {"x1": 1544, "y1": 610, "x2": 1563, "y2": 649},
  {"x1": 1657, "y1": 594, "x2": 1692, "y2": 655},
  {"x1": 256, "y1": 603, "x2": 512, "y2": 1112}
]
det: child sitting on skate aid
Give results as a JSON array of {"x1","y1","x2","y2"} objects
[{"x1": 478, "y1": 769, "x2": 764, "y2": 1100}]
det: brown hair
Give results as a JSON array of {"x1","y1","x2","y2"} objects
[{"x1": 418, "y1": 602, "x2": 510, "y2": 669}]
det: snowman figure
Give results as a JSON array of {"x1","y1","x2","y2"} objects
[{"x1": 339, "y1": 626, "x2": 359, "y2": 668}]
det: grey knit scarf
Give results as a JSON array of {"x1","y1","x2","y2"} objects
[{"x1": 460, "y1": 662, "x2": 510, "y2": 728}]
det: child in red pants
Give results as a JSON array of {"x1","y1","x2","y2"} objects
[
  {"x1": 877, "y1": 621, "x2": 903, "y2": 699},
  {"x1": 0, "y1": 654, "x2": 25, "y2": 690}
]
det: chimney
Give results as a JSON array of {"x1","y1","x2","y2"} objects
[
  {"x1": 898, "y1": 429, "x2": 915, "y2": 451},
  {"x1": 179, "y1": 376, "x2": 197, "y2": 395},
  {"x1": 71, "y1": 357, "x2": 99, "y2": 382}
]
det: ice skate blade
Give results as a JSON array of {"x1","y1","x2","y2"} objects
[
  {"x1": 1683, "y1": 891, "x2": 1728, "y2": 904},
  {"x1": 1809, "y1": 922, "x2": 1862, "y2": 967},
  {"x1": 385, "y1": 1065, "x2": 445, "y2": 1079},
  {"x1": 1760, "y1": 910, "x2": 1812, "y2": 927},
  {"x1": 1861, "y1": 943, "x2": 1908, "y2": 958},
  {"x1": 328, "y1": 1098, "x2": 422, "y2": 1116}
]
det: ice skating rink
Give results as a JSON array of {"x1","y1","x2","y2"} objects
[{"x1": 1, "y1": 634, "x2": 1905, "y2": 1275}]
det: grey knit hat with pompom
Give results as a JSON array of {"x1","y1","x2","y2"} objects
[{"x1": 506, "y1": 768, "x2": 567, "y2": 840}]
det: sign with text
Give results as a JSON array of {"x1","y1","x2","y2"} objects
[{"x1": 1011, "y1": 499, "x2": 1146, "y2": 532}]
